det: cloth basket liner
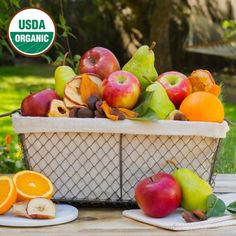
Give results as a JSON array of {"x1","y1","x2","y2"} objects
[{"x1": 12, "y1": 114, "x2": 229, "y2": 138}]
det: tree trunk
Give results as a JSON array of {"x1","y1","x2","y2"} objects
[{"x1": 149, "y1": 0, "x2": 173, "y2": 73}]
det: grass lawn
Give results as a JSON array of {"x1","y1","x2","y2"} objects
[{"x1": 0, "y1": 64, "x2": 235, "y2": 173}]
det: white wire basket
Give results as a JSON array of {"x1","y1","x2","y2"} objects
[{"x1": 13, "y1": 114, "x2": 229, "y2": 206}]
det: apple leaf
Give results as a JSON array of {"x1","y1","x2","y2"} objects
[
  {"x1": 134, "y1": 91, "x2": 154, "y2": 116},
  {"x1": 132, "y1": 91, "x2": 157, "y2": 121},
  {"x1": 130, "y1": 108, "x2": 157, "y2": 121},
  {"x1": 134, "y1": 91, "x2": 157, "y2": 119},
  {"x1": 227, "y1": 201, "x2": 236, "y2": 214},
  {"x1": 207, "y1": 194, "x2": 226, "y2": 218}
]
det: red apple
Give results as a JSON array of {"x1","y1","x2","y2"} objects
[
  {"x1": 101, "y1": 70, "x2": 141, "y2": 109},
  {"x1": 21, "y1": 89, "x2": 60, "y2": 117},
  {"x1": 158, "y1": 71, "x2": 192, "y2": 108},
  {"x1": 79, "y1": 47, "x2": 120, "y2": 80},
  {"x1": 135, "y1": 173, "x2": 181, "y2": 218}
]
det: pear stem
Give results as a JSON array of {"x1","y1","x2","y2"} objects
[
  {"x1": 149, "y1": 41, "x2": 156, "y2": 51},
  {"x1": 143, "y1": 75, "x2": 153, "y2": 84},
  {"x1": 167, "y1": 160, "x2": 179, "y2": 170},
  {"x1": 63, "y1": 51, "x2": 69, "y2": 66}
]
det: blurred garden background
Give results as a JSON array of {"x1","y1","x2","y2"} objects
[{"x1": 0, "y1": 0, "x2": 235, "y2": 173}]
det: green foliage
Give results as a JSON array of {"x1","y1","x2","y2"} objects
[
  {"x1": 207, "y1": 194, "x2": 226, "y2": 218},
  {"x1": 0, "y1": 0, "x2": 20, "y2": 60},
  {"x1": 206, "y1": 194, "x2": 236, "y2": 218},
  {"x1": 0, "y1": 135, "x2": 24, "y2": 173},
  {"x1": 222, "y1": 20, "x2": 236, "y2": 39},
  {"x1": 227, "y1": 201, "x2": 236, "y2": 214},
  {"x1": 133, "y1": 91, "x2": 158, "y2": 121}
]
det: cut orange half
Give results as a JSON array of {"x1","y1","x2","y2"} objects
[
  {"x1": 0, "y1": 176, "x2": 17, "y2": 214},
  {"x1": 13, "y1": 170, "x2": 54, "y2": 201}
]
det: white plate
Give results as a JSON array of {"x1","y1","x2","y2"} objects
[
  {"x1": 123, "y1": 193, "x2": 236, "y2": 231},
  {"x1": 0, "y1": 204, "x2": 78, "y2": 227}
]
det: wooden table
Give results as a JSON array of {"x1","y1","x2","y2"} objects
[
  {"x1": 1, "y1": 207, "x2": 236, "y2": 236},
  {"x1": 0, "y1": 175, "x2": 236, "y2": 236}
]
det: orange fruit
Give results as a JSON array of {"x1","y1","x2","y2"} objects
[
  {"x1": 179, "y1": 91, "x2": 224, "y2": 122},
  {"x1": 13, "y1": 170, "x2": 54, "y2": 201},
  {"x1": 209, "y1": 84, "x2": 221, "y2": 97},
  {"x1": 0, "y1": 176, "x2": 17, "y2": 214}
]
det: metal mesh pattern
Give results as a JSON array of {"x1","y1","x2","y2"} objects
[{"x1": 20, "y1": 132, "x2": 219, "y2": 205}]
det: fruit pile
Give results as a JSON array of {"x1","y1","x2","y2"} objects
[
  {"x1": 135, "y1": 168, "x2": 236, "y2": 221},
  {"x1": 21, "y1": 43, "x2": 224, "y2": 123},
  {"x1": 0, "y1": 171, "x2": 56, "y2": 219}
]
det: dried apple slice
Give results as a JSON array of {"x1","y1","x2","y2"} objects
[
  {"x1": 13, "y1": 201, "x2": 31, "y2": 218},
  {"x1": 27, "y1": 198, "x2": 56, "y2": 219},
  {"x1": 64, "y1": 76, "x2": 86, "y2": 106},
  {"x1": 48, "y1": 99, "x2": 69, "y2": 117},
  {"x1": 64, "y1": 96, "x2": 84, "y2": 109}
]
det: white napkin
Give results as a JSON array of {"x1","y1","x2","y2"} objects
[{"x1": 123, "y1": 193, "x2": 236, "y2": 231}]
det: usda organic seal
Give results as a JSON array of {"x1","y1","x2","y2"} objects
[{"x1": 8, "y1": 8, "x2": 56, "y2": 56}]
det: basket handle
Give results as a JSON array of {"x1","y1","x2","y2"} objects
[
  {"x1": 0, "y1": 109, "x2": 20, "y2": 118},
  {"x1": 224, "y1": 118, "x2": 236, "y2": 127}
]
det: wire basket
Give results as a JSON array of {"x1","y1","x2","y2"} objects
[{"x1": 13, "y1": 115, "x2": 229, "y2": 206}]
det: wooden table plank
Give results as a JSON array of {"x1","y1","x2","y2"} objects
[
  {"x1": 214, "y1": 174, "x2": 236, "y2": 192},
  {"x1": 1, "y1": 208, "x2": 236, "y2": 236}
]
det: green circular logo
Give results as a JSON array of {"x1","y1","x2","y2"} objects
[{"x1": 8, "y1": 8, "x2": 56, "y2": 57}]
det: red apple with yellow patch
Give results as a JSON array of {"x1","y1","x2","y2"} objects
[
  {"x1": 158, "y1": 71, "x2": 192, "y2": 108},
  {"x1": 101, "y1": 70, "x2": 141, "y2": 109}
]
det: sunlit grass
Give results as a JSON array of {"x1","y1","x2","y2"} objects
[{"x1": 0, "y1": 65, "x2": 55, "y2": 142}]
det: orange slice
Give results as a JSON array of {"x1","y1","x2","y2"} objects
[
  {"x1": 0, "y1": 176, "x2": 17, "y2": 214},
  {"x1": 13, "y1": 171, "x2": 54, "y2": 201}
]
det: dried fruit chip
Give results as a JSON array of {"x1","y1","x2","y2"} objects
[
  {"x1": 94, "y1": 110, "x2": 106, "y2": 118},
  {"x1": 101, "y1": 101, "x2": 119, "y2": 121},
  {"x1": 188, "y1": 69, "x2": 215, "y2": 92},
  {"x1": 117, "y1": 108, "x2": 138, "y2": 118},
  {"x1": 182, "y1": 211, "x2": 200, "y2": 223},
  {"x1": 69, "y1": 108, "x2": 78, "y2": 117},
  {"x1": 48, "y1": 99, "x2": 69, "y2": 117},
  {"x1": 77, "y1": 107, "x2": 94, "y2": 118},
  {"x1": 64, "y1": 76, "x2": 86, "y2": 106},
  {"x1": 87, "y1": 95, "x2": 100, "y2": 111},
  {"x1": 209, "y1": 84, "x2": 221, "y2": 97},
  {"x1": 80, "y1": 73, "x2": 100, "y2": 104},
  {"x1": 111, "y1": 109, "x2": 126, "y2": 120},
  {"x1": 193, "y1": 209, "x2": 207, "y2": 221}
]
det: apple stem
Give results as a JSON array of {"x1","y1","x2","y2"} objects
[
  {"x1": 143, "y1": 75, "x2": 153, "y2": 84},
  {"x1": 149, "y1": 41, "x2": 156, "y2": 51},
  {"x1": 166, "y1": 160, "x2": 179, "y2": 170},
  {"x1": 63, "y1": 52, "x2": 69, "y2": 66}
]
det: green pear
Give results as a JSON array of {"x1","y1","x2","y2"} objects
[
  {"x1": 122, "y1": 44, "x2": 158, "y2": 90},
  {"x1": 54, "y1": 65, "x2": 75, "y2": 97},
  {"x1": 172, "y1": 168, "x2": 213, "y2": 212},
  {"x1": 146, "y1": 82, "x2": 175, "y2": 119}
]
